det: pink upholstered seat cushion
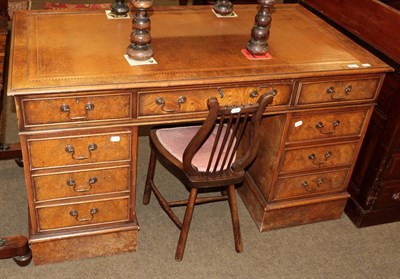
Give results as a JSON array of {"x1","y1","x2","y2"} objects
[{"x1": 156, "y1": 125, "x2": 235, "y2": 172}]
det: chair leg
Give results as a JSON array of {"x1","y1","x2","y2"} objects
[
  {"x1": 227, "y1": 184, "x2": 243, "y2": 253},
  {"x1": 143, "y1": 147, "x2": 157, "y2": 205},
  {"x1": 151, "y1": 182, "x2": 183, "y2": 230},
  {"x1": 175, "y1": 188, "x2": 198, "y2": 262}
]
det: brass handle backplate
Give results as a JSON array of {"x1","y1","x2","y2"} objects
[
  {"x1": 65, "y1": 143, "x2": 97, "y2": 160},
  {"x1": 155, "y1": 96, "x2": 187, "y2": 113},
  {"x1": 60, "y1": 103, "x2": 95, "y2": 120},
  {"x1": 69, "y1": 208, "x2": 99, "y2": 222}
]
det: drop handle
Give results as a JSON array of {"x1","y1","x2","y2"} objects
[
  {"x1": 391, "y1": 192, "x2": 400, "y2": 201},
  {"x1": 217, "y1": 88, "x2": 225, "y2": 98},
  {"x1": 249, "y1": 88, "x2": 278, "y2": 99},
  {"x1": 66, "y1": 177, "x2": 97, "y2": 192},
  {"x1": 65, "y1": 143, "x2": 97, "y2": 160},
  {"x1": 316, "y1": 120, "x2": 340, "y2": 134},
  {"x1": 308, "y1": 151, "x2": 332, "y2": 165},
  {"x1": 301, "y1": 178, "x2": 324, "y2": 192},
  {"x1": 155, "y1": 96, "x2": 187, "y2": 113},
  {"x1": 69, "y1": 208, "x2": 99, "y2": 222},
  {"x1": 326, "y1": 85, "x2": 352, "y2": 100},
  {"x1": 60, "y1": 103, "x2": 94, "y2": 120}
]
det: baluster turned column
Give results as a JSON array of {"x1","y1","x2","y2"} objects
[
  {"x1": 127, "y1": 0, "x2": 154, "y2": 61},
  {"x1": 246, "y1": 0, "x2": 276, "y2": 56}
]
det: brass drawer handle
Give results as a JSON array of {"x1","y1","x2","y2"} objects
[
  {"x1": 301, "y1": 178, "x2": 324, "y2": 192},
  {"x1": 249, "y1": 88, "x2": 278, "y2": 99},
  {"x1": 326, "y1": 85, "x2": 352, "y2": 100},
  {"x1": 391, "y1": 192, "x2": 400, "y2": 202},
  {"x1": 155, "y1": 96, "x2": 187, "y2": 113},
  {"x1": 60, "y1": 103, "x2": 95, "y2": 120},
  {"x1": 217, "y1": 88, "x2": 225, "y2": 98},
  {"x1": 315, "y1": 120, "x2": 340, "y2": 134},
  {"x1": 66, "y1": 177, "x2": 98, "y2": 192},
  {"x1": 65, "y1": 143, "x2": 97, "y2": 160},
  {"x1": 308, "y1": 151, "x2": 332, "y2": 165},
  {"x1": 69, "y1": 208, "x2": 99, "y2": 222}
]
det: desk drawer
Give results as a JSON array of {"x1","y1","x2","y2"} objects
[
  {"x1": 33, "y1": 166, "x2": 130, "y2": 202},
  {"x1": 138, "y1": 83, "x2": 291, "y2": 116},
  {"x1": 36, "y1": 197, "x2": 129, "y2": 231},
  {"x1": 297, "y1": 77, "x2": 380, "y2": 105},
  {"x1": 20, "y1": 93, "x2": 132, "y2": 127},
  {"x1": 28, "y1": 131, "x2": 131, "y2": 169},
  {"x1": 287, "y1": 108, "x2": 369, "y2": 142},
  {"x1": 281, "y1": 142, "x2": 358, "y2": 173},
  {"x1": 275, "y1": 169, "x2": 348, "y2": 201}
]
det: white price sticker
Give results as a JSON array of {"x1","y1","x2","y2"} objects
[
  {"x1": 294, "y1": 120, "x2": 303, "y2": 127},
  {"x1": 110, "y1": 136, "x2": 121, "y2": 142}
]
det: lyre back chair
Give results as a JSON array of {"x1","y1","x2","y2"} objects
[{"x1": 143, "y1": 92, "x2": 274, "y2": 261}]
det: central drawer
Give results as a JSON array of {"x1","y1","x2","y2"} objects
[
  {"x1": 36, "y1": 197, "x2": 130, "y2": 231},
  {"x1": 138, "y1": 83, "x2": 292, "y2": 117},
  {"x1": 28, "y1": 131, "x2": 131, "y2": 169}
]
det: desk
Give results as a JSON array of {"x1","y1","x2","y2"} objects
[{"x1": 7, "y1": 5, "x2": 391, "y2": 264}]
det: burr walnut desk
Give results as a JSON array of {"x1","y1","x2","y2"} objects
[{"x1": 7, "y1": 5, "x2": 391, "y2": 264}]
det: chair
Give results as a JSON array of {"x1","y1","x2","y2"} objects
[{"x1": 143, "y1": 92, "x2": 274, "y2": 261}]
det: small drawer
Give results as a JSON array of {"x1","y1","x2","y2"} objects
[
  {"x1": 297, "y1": 77, "x2": 380, "y2": 105},
  {"x1": 138, "y1": 83, "x2": 292, "y2": 116},
  {"x1": 20, "y1": 93, "x2": 132, "y2": 127},
  {"x1": 281, "y1": 142, "x2": 358, "y2": 173},
  {"x1": 32, "y1": 166, "x2": 130, "y2": 202},
  {"x1": 287, "y1": 108, "x2": 369, "y2": 142},
  {"x1": 274, "y1": 169, "x2": 348, "y2": 201},
  {"x1": 28, "y1": 131, "x2": 131, "y2": 169},
  {"x1": 374, "y1": 181, "x2": 400, "y2": 209},
  {"x1": 36, "y1": 197, "x2": 129, "y2": 231}
]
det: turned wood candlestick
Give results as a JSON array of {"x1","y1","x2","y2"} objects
[
  {"x1": 127, "y1": 0, "x2": 154, "y2": 61},
  {"x1": 246, "y1": 0, "x2": 276, "y2": 56},
  {"x1": 213, "y1": 0, "x2": 233, "y2": 16},
  {"x1": 111, "y1": 0, "x2": 129, "y2": 17}
]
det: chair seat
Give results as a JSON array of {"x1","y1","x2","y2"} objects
[{"x1": 156, "y1": 124, "x2": 235, "y2": 172}]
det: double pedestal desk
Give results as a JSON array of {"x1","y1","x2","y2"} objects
[{"x1": 7, "y1": 5, "x2": 391, "y2": 264}]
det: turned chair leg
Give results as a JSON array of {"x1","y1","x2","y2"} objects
[
  {"x1": 175, "y1": 188, "x2": 198, "y2": 262},
  {"x1": 227, "y1": 184, "x2": 243, "y2": 253},
  {"x1": 143, "y1": 147, "x2": 157, "y2": 205}
]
